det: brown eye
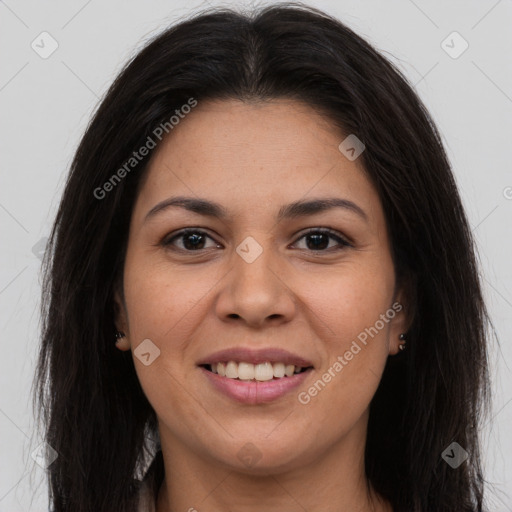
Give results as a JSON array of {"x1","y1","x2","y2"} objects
[
  {"x1": 163, "y1": 229, "x2": 221, "y2": 251},
  {"x1": 292, "y1": 228, "x2": 351, "y2": 252}
]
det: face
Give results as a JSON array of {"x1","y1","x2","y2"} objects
[{"x1": 115, "y1": 98, "x2": 408, "y2": 473}]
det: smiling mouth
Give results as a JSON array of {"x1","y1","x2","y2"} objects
[{"x1": 200, "y1": 361, "x2": 313, "y2": 382}]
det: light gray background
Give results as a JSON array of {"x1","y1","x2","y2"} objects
[{"x1": 1, "y1": 0, "x2": 511, "y2": 510}]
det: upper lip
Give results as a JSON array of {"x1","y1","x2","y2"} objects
[{"x1": 197, "y1": 347, "x2": 314, "y2": 368}]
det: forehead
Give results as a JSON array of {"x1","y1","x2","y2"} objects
[{"x1": 134, "y1": 98, "x2": 381, "y2": 223}]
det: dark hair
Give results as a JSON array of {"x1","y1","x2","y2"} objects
[{"x1": 34, "y1": 3, "x2": 492, "y2": 511}]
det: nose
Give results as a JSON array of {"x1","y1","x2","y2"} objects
[{"x1": 214, "y1": 238, "x2": 297, "y2": 329}]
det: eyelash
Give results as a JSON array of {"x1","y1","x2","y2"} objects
[{"x1": 162, "y1": 227, "x2": 352, "y2": 253}]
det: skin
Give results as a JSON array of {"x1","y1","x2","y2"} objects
[{"x1": 115, "y1": 98, "x2": 410, "y2": 512}]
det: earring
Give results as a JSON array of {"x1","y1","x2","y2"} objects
[
  {"x1": 398, "y1": 333, "x2": 407, "y2": 351},
  {"x1": 115, "y1": 331, "x2": 125, "y2": 344}
]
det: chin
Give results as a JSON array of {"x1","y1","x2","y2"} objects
[{"x1": 204, "y1": 437, "x2": 318, "y2": 475}]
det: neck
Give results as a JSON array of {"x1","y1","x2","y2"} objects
[
  {"x1": 156, "y1": 471, "x2": 391, "y2": 512},
  {"x1": 155, "y1": 413, "x2": 392, "y2": 512}
]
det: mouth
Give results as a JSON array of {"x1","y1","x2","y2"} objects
[
  {"x1": 197, "y1": 349, "x2": 314, "y2": 404},
  {"x1": 197, "y1": 347, "x2": 315, "y2": 403},
  {"x1": 200, "y1": 361, "x2": 313, "y2": 382}
]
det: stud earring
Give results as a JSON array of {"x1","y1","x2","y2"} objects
[
  {"x1": 398, "y1": 333, "x2": 407, "y2": 351},
  {"x1": 115, "y1": 331, "x2": 125, "y2": 344}
]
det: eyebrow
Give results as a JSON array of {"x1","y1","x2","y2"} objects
[{"x1": 144, "y1": 195, "x2": 368, "y2": 223}]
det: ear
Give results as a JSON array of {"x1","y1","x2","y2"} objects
[
  {"x1": 388, "y1": 274, "x2": 415, "y2": 355},
  {"x1": 113, "y1": 285, "x2": 131, "y2": 351}
]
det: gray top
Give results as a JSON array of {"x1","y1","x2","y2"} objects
[
  {"x1": 136, "y1": 477, "x2": 156, "y2": 512},
  {"x1": 136, "y1": 449, "x2": 163, "y2": 512}
]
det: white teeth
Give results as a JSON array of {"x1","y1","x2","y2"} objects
[
  {"x1": 225, "y1": 361, "x2": 238, "y2": 379},
  {"x1": 210, "y1": 361, "x2": 308, "y2": 381},
  {"x1": 273, "y1": 362, "x2": 285, "y2": 378},
  {"x1": 254, "y1": 362, "x2": 274, "y2": 381},
  {"x1": 238, "y1": 362, "x2": 255, "y2": 380},
  {"x1": 285, "y1": 364, "x2": 295, "y2": 377}
]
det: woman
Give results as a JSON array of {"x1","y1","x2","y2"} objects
[{"x1": 34, "y1": 3, "x2": 492, "y2": 511}]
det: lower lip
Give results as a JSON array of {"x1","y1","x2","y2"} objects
[{"x1": 200, "y1": 366, "x2": 312, "y2": 404}]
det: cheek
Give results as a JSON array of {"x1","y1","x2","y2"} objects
[
  {"x1": 296, "y1": 258, "x2": 395, "y2": 344},
  {"x1": 293, "y1": 260, "x2": 394, "y2": 416},
  {"x1": 123, "y1": 254, "x2": 218, "y2": 343},
  {"x1": 122, "y1": 256, "x2": 216, "y2": 426}
]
